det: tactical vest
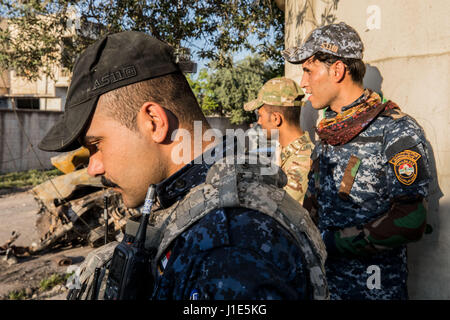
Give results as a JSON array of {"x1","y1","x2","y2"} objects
[{"x1": 68, "y1": 155, "x2": 329, "y2": 300}]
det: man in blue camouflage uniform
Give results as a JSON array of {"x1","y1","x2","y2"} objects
[
  {"x1": 283, "y1": 22, "x2": 431, "y2": 299},
  {"x1": 39, "y1": 31, "x2": 325, "y2": 299},
  {"x1": 149, "y1": 143, "x2": 313, "y2": 299}
]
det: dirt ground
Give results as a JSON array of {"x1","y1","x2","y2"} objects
[{"x1": 0, "y1": 188, "x2": 96, "y2": 300}]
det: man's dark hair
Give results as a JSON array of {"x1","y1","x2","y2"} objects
[
  {"x1": 312, "y1": 52, "x2": 366, "y2": 85},
  {"x1": 263, "y1": 104, "x2": 301, "y2": 126},
  {"x1": 101, "y1": 71, "x2": 207, "y2": 131}
]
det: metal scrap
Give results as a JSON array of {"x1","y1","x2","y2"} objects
[
  {"x1": 0, "y1": 231, "x2": 20, "y2": 251},
  {"x1": 2, "y1": 147, "x2": 139, "y2": 261},
  {"x1": 0, "y1": 231, "x2": 30, "y2": 264},
  {"x1": 3, "y1": 248, "x2": 18, "y2": 265},
  {"x1": 30, "y1": 168, "x2": 139, "y2": 253},
  {"x1": 26, "y1": 147, "x2": 140, "y2": 253},
  {"x1": 50, "y1": 147, "x2": 90, "y2": 174},
  {"x1": 53, "y1": 255, "x2": 72, "y2": 266}
]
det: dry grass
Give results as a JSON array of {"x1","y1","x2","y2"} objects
[{"x1": 0, "y1": 169, "x2": 63, "y2": 189}]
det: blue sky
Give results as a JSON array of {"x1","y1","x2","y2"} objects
[
  {"x1": 181, "y1": 35, "x2": 253, "y2": 75},
  {"x1": 183, "y1": 31, "x2": 277, "y2": 78}
]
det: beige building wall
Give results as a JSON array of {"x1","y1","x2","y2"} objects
[
  {"x1": 1, "y1": 18, "x2": 71, "y2": 111},
  {"x1": 284, "y1": 0, "x2": 450, "y2": 299},
  {"x1": 10, "y1": 72, "x2": 39, "y2": 95},
  {"x1": 39, "y1": 97, "x2": 62, "y2": 111},
  {"x1": 3, "y1": 69, "x2": 68, "y2": 111}
]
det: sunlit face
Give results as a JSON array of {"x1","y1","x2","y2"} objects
[
  {"x1": 300, "y1": 57, "x2": 338, "y2": 110},
  {"x1": 256, "y1": 105, "x2": 277, "y2": 139},
  {"x1": 83, "y1": 97, "x2": 163, "y2": 208}
]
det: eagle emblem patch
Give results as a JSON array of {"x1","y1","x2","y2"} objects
[{"x1": 389, "y1": 150, "x2": 421, "y2": 185}]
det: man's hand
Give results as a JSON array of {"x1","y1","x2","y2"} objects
[{"x1": 323, "y1": 196, "x2": 427, "y2": 258}]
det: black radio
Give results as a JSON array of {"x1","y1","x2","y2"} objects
[{"x1": 104, "y1": 185, "x2": 156, "y2": 300}]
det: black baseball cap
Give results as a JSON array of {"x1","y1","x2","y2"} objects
[{"x1": 38, "y1": 31, "x2": 181, "y2": 152}]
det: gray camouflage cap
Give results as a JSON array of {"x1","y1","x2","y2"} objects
[{"x1": 282, "y1": 22, "x2": 364, "y2": 64}]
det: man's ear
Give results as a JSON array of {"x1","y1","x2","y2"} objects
[
  {"x1": 271, "y1": 112, "x2": 282, "y2": 127},
  {"x1": 331, "y1": 60, "x2": 347, "y2": 83},
  {"x1": 137, "y1": 102, "x2": 169, "y2": 143}
]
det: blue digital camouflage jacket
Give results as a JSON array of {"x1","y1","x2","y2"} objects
[
  {"x1": 306, "y1": 94, "x2": 431, "y2": 300},
  {"x1": 150, "y1": 139, "x2": 311, "y2": 300}
]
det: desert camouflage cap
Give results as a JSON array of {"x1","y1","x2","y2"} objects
[
  {"x1": 282, "y1": 22, "x2": 364, "y2": 64},
  {"x1": 244, "y1": 77, "x2": 304, "y2": 111}
]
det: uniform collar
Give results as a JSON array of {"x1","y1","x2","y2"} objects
[
  {"x1": 154, "y1": 135, "x2": 233, "y2": 209},
  {"x1": 280, "y1": 131, "x2": 312, "y2": 165},
  {"x1": 325, "y1": 90, "x2": 369, "y2": 119}
]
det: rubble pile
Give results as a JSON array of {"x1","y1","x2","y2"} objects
[
  {"x1": 0, "y1": 231, "x2": 31, "y2": 265},
  {"x1": 31, "y1": 170, "x2": 138, "y2": 252},
  {"x1": 2, "y1": 147, "x2": 139, "y2": 260}
]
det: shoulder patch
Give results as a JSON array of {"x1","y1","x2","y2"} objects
[{"x1": 388, "y1": 150, "x2": 421, "y2": 185}]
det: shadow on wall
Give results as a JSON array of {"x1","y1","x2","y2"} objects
[
  {"x1": 407, "y1": 126, "x2": 444, "y2": 299},
  {"x1": 364, "y1": 64, "x2": 444, "y2": 298},
  {"x1": 422, "y1": 140, "x2": 444, "y2": 240},
  {"x1": 300, "y1": 101, "x2": 318, "y2": 143},
  {"x1": 364, "y1": 64, "x2": 383, "y2": 98}
]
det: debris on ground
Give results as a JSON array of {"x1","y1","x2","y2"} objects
[
  {"x1": 0, "y1": 231, "x2": 31, "y2": 265},
  {"x1": 0, "y1": 245, "x2": 94, "y2": 300},
  {"x1": 26, "y1": 147, "x2": 139, "y2": 254},
  {"x1": 3, "y1": 272, "x2": 71, "y2": 300},
  {"x1": 0, "y1": 147, "x2": 139, "y2": 293},
  {"x1": 30, "y1": 167, "x2": 139, "y2": 253}
]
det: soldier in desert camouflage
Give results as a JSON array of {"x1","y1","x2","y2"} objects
[{"x1": 244, "y1": 77, "x2": 314, "y2": 206}]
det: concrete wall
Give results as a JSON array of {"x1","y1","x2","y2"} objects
[
  {"x1": 284, "y1": 0, "x2": 450, "y2": 299},
  {"x1": 0, "y1": 110, "x2": 62, "y2": 174}
]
